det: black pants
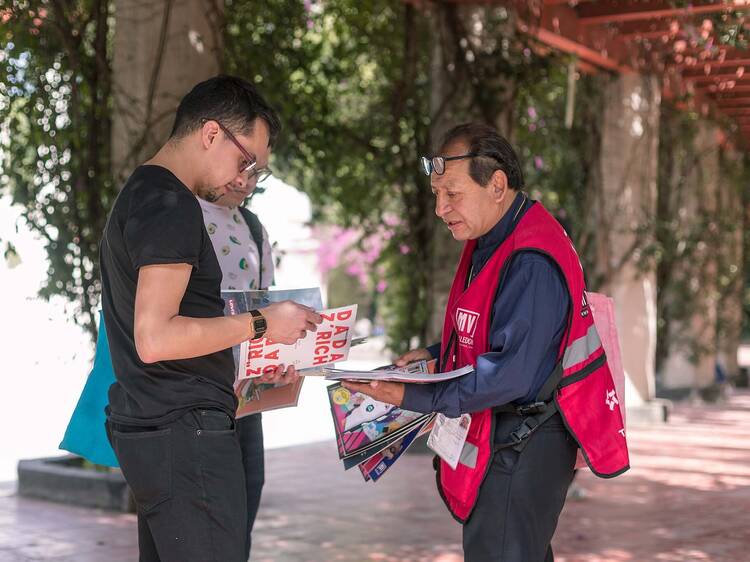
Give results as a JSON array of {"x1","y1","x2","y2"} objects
[
  {"x1": 237, "y1": 413, "x2": 265, "y2": 560},
  {"x1": 462, "y1": 412, "x2": 577, "y2": 562},
  {"x1": 107, "y1": 409, "x2": 247, "y2": 562}
]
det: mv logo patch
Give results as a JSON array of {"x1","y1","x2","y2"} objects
[{"x1": 456, "y1": 308, "x2": 480, "y2": 347}]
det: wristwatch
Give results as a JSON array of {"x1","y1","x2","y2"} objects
[{"x1": 249, "y1": 309, "x2": 267, "y2": 340}]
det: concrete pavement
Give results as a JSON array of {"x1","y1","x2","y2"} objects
[{"x1": 3, "y1": 391, "x2": 750, "y2": 561}]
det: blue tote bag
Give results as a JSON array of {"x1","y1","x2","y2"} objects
[{"x1": 59, "y1": 311, "x2": 119, "y2": 467}]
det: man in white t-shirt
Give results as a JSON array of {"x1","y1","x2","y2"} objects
[{"x1": 198, "y1": 165, "x2": 288, "y2": 560}]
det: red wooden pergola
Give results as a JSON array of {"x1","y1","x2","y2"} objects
[{"x1": 421, "y1": 1, "x2": 750, "y2": 145}]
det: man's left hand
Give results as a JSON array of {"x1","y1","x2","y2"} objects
[
  {"x1": 257, "y1": 365, "x2": 298, "y2": 386},
  {"x1": 342, "y1": 380, "x2": 406, "y2": 407}
]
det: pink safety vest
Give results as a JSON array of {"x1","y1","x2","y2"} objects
[{"x1": 437, "y1": 202, "x2": 629, "y2": 523}]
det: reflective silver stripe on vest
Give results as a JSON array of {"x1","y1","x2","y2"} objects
[
  {"x1": 562, "y1": 324, "x2": 602, "y2": 370},
  {"x1": 458, "y1": 442, "x2": 478, "y2": 469}
]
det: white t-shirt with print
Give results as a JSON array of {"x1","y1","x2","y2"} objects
[{"x1": 198, "y1": 199, "x2": 274, "y2": 291}]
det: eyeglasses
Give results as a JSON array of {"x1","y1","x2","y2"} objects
[
  {"x1": 201, "y1": 118, "x2": 258, "y2": 177},
  {"x1": 249, "y1": 167, "x2": 273, "y2": 184},
  {"x1": 420, "y1": 153, "x2": 478, "y2": 176}
]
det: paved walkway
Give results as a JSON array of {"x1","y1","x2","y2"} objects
[{"x1": 2, "y1": 391, "x2": 750, "y2": 561}]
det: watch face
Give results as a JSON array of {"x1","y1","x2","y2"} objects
[{"x1": 254, "y1": 316, "x2": 267, "y2": 334}]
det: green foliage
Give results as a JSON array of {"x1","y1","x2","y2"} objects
[
  {"x1": 1, "y1": 1, "x2": 115, "y2": 340},
  {"x1": 653, "y1": 103, "x2": 741, "y2": 370},
  {"x1": 2, "y1": 0, "x2": 747, "y2": 361},
  {"x1": 225, "y1": 0, "x2": 435, "y2": 352},
  {"x1": 514, "y1": 60, "x2": 607, "y2": 281}
]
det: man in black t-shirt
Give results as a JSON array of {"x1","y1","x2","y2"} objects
[{"x1": 100, "y1": 75, "x2": 321, "y2": 562}]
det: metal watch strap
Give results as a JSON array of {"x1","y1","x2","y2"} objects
[{"x1": 249, "y1": 309, "x2": 267, "y2": 340}]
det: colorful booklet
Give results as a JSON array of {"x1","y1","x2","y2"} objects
[
  {"x1": 358, "y1": 417, "x2": 435, "y2": 482},
  {"x1": 327, "y1": 374, "x2": 435, "y2": 480},
  {"x1": 234, "y1": 377, "x2": 305, "y2": 419}
]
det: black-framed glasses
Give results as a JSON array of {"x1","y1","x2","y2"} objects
[
  {"x1": 249, "y1": 167, "x2": 273, "y2": 184},
  {"x1": 420, "y1": 152, "x2": 478, "y2": 176},
  {"x1": 201, "y1": 118, "x2": 258, "y2": 177}
]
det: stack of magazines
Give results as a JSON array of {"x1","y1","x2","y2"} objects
[
  {"x1": 327, "y1": 382, "x2": 435, "y2": 482},
  {"x1": 326, "y1": 360, "x2": 472, "y2": 482}
]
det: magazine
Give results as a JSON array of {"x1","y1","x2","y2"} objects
[
  {"x1": 234, "y1": 377, "x2": 304, "y2": 419},
  {"x1": 358, "y1": 416, "x2": 435, "y2": 482},
  {"x1": 223, "y1": 288, "x2": 357, "y2": 379},
  {"x1": 222, "y1": 287, "x2": 324, "y2": 379},
  {"x1": 238, "y1": 305, "x2": 357, "y2": 378},
  {"x1": 233, "y1": 336, "x2": 370, "y2": 419},
  {"x1": 223, "y1": 288, "x2": 324, "y2": 417},
  {"x1": 323, "y1": 363, "x2": 474, "y2": 383},
  {"x1": 326, "y1": 380, "x2": 434, "y2": 480}
]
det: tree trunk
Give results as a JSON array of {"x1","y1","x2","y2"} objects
[
  {"x1": 424, "y1": 3, "x2": 519, "y2": 343},
  {"x1": 112, "y1": 0, "x2": 223, "y2": 183}
]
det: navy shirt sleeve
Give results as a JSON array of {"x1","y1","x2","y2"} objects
[
  {"x1": 425, "y1": 342, "x2": 441, "y2": 361},
  {"x1": 401, "y1": 252, "x2": 570, "y2": 417}
]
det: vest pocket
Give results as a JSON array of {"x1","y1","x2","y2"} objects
[{"x1": 111, "y1": 428, "x2": 172, "y2": 512}]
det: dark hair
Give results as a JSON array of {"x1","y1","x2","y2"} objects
[
  {"x1": 170, "y1": 75, "x2": 281, "y2": 147},
  {"x1": 439, "y1": 122, "x2": 524, "y2": 189}
]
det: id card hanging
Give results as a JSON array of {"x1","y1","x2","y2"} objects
[{"x1": 427, "y1": 413, "x2": 472, "y2": 470}]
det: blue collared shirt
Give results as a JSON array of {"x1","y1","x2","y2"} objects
[{"x1": 401, "y1": 193, "x2": 570, "y2": 418}]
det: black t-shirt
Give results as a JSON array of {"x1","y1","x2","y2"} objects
[{"x1": 100, "y1": 165, "x2": 236, "y2": 426}]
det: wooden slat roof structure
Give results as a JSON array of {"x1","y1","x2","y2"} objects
[{"x1": 415, "y1": 0, "x2": 750, "y2": 146}]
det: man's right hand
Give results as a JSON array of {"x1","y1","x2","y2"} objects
[
  {"x1": 394, "y1": 348, "x2": 432, "y2": 367},
  {"x1": 259, "y1": 300, "x2": 322, "y2": 344}
]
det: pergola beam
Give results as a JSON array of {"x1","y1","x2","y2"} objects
[
  {"x1": 714, "y1": 98, "x2": 750, "y2": 106},
  {"x1": 683, "y1": 64, "x2": 749, "y2": 77},
  {"x1": 577, "y1": 1, "x2": 748, "y2": 26},
  {"x1": 699, "y1": 85, "x2": 750, "y2": 93},
  {"x1": 684, "y1": 73, "x2": 750, "y2": 83},
  {"x1": 674, "y1": 58, "x2": 750, "y2": 69},
  {"x1": 524, "y1": 25, "x2": 629, "y2": 73}
]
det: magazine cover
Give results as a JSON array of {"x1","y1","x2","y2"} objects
[
  {"x1": 223, "y1": 288, "x2": 323, "y2": 414},
  {"x1": 327, "y1": 383, "x2": 429, "y2": 460},
  {"x1": 340, "y1": 419, "x2": 429, "y2": 470},
  {"x1": 222, "y1": 287, "x2": 324, "y2": 380},
  {"x1": 358, "y1": 415, "x2": 434, "y2": 482},
  {"x1": 239, "y1": 305, "x2": 357, "y2": 379},
  {"x1": 234, "y1": 377, "x2": 304, "y2": 418}
]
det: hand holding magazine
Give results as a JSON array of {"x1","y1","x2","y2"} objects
[
  {"x1": 326, "y1": 359, "x2": 475, "y2": 481},
  {"x1": 223, "y1": 288, "x2": 357, "y2": 379},
  {"x1": 223, "y1": 288, "x2": 358, "y2": 417},
  {"x1": 327, "y1": 381, "x2": 435, "y2": 480}
]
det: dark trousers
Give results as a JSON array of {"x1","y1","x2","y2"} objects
[
  {"x1": 107, "y1": 409, "x2": 247, "y2": 562},
  {"x1": 462, "y1": 412, "x2": 577, "y2": 562},
  {"x1": 237, "y1": 413, "x2": 265, "y2": 560}
]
